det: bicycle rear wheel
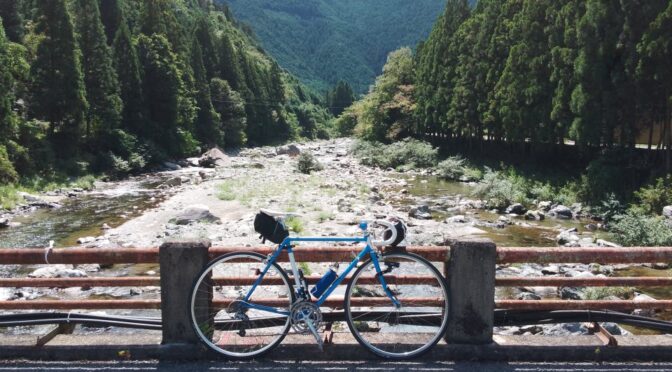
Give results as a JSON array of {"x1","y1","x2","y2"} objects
[
  {"x1": 189, "y1": 252, "x2": 294, "y2": 359},
  {"x1": 344, "y1": 252, "x2": 449, "y2": 359}
]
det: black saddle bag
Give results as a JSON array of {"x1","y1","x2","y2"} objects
[{"x1": 254, "y1": 212, "x2": 289, "y2": 244}]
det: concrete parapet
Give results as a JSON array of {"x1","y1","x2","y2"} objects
[
  {"x1": 445, "y1": 239, "x2": 497, "y2": 344},
  {"x1": 159, "y1": 240, "x2": 211, "y2": 345}
]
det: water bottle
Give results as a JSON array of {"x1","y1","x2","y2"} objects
[{"x1": 310, "y1": 264, "x2": 338, "y2": 298}]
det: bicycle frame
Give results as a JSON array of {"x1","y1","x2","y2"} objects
[{"x1": 240, "y1": 235, "x2": 401, "y2": 316}]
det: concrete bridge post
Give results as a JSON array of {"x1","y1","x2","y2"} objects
[
  {"x1": 445, "y1": 239, "x2": 497, "y2": 344},
  {"x1": 159, "y1": 240, "x2": 211, "y2": 345}
]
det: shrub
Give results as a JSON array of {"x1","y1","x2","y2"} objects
[
  {"x1": 463, "y1": 167, "x2": 483, "y2": 182},
  {"x1": 436, "y1": 156, "x2": 466, "y2": 180},
  {"x1": 0, "y1": 145, "x2": 18, "y2": 184},
  {"x1": 352, "y1": 139, "x2": 438, "y2": 170},
  {"x1": 472, "y1": 169, "x2": 527, "y2": 209},
  {"x1": 577, "y1": 152, "x2": 638, "y2": 205},
  {"x1": 595, "y1": 193, "x2": 626, "y2": 223},
  {"x1": 528, "y1": 182, "x2": 555, "y2": 203},
  {"x1": 334, "y1": 111, "x2": 357, "y2": 137},
  {"x1": 296, "y1": 152, "x2": 324, "y2": 174},
  {"x1": 610, "y1": 211, "x2": 672, "y2": 246},
  {"x1": 0, "y1": 185, "x2": 23, "y2": 210},
  {"x1": 634, "y1": 176, "x2": 672, "y2": 215}
]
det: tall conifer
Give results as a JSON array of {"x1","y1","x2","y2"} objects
[
  {"x1": 30, "y1": 0, "x2": 87, "y2": 157},
  {"x1": 75, "y1": 0, "x2": 122, "y2": 140}
]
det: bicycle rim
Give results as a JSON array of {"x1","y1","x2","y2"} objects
[
  {"x1": 344, "y1": 252, "x2": 449, "y2": 359},
  {"x1": 190, "y1": 252, "x2": 293, "y2": 359}
]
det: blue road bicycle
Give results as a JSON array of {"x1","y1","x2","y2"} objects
[{"x1": 189, "y1": 209, "x2": 449, "y2": 359}]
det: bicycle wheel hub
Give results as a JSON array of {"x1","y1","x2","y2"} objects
[{"x1": 290, "y1": 301, "x2": 322, "y2": 334}]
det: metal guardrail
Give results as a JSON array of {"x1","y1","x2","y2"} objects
[
  {"x1": 1, "y1": 243, "x2": 672, "y2": 344},
  {"x1": 1, "y1": 246, "x2": 672, "y2": 311}
]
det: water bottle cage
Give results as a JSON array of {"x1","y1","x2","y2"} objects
[{"x1": 298, "y1": 269, "x2": 310, "y2": 297}]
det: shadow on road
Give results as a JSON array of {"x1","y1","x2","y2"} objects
[{"x1": 1, "y1": 361, "x2": 672, "y2": 372}]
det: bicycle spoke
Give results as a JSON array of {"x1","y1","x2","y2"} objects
[
  {"x1": 345, "y1": 253, "x2": 449, "y2": 359},
  {"x1": 189, "y1": 252, "x2": 293, "y2": 358}
]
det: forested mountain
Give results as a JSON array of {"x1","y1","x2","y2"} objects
[
  {"x1": 347, "y1": 0, "x2": 672, "y2": 166},
  {"x1": 221, "y1": 0, "x2": 447, "y2": 93},
  {"x1": 0, "y1": 0, "x2": 331, "y2": 184}
]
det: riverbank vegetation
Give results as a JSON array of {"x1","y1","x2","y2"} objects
[
  {"x1": 0, "y1": 0, "x2": 333, "y2": 208},
  {"x1": 351, "y1": 137, "x2": 672, "y2": 246},
  {"x1": 345, "y1": 0, "x2": 672, "y2": 246}
]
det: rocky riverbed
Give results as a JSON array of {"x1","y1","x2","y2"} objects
[{"x1": 1, "y1": 138, "x2": 670, "y2": 337}]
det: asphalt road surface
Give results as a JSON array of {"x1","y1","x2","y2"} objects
[{"x1": 1, "y1": 361, "x2": 672, "y2": 372}]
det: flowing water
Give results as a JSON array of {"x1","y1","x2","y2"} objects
[{"x1": 0, "y1": 176, "x2": 169, "y2": 249}]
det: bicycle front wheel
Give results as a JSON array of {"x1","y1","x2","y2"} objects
[
  {"x1": 190, "y1": 252, "x2": 294, "y2": 359},
  {"x1": 344, "y1": 252, "x2": 449, "y2": 359}
]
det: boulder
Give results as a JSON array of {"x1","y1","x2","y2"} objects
[
  {"x1": 537, "y1": 201, "x2": 552, "y2": 212},
  {"x1": 549, "y1": 205, "x2": 573, "y2": 219},
  {"x1": 199, "y1": 147, "x2": 228, "y2": 168},
  {"x1": 524, "y1": 210, "x2": 545, "y2": 221},
  {"x1": 517, "y1": 292, "x2": 541, "y2": 301},
  {"x1": 409, "y1": 205, "x2": 432, "y2": 220},
  {"x1": 276, "y1": 144, "x2": 301, "y2": 157},
  {"x1": 0, "y1": 218, "x2": 9, "y2": 228},
  {"x1": 596, "y1": 239, "x2": 621, "y2": 248},
  {"x1": 17, "y1": 192, "x2": 42, "y2": 203},
  {"x1": 633, "y1": 293, "x2": 657, "y2": 317},
  {"x1": 163, "y1": 177, "x2": 183, "y2": 187},
  {"x1": 29, "y1": 266, "x2": 88, "y2": 278},
  {"x1": 541, "y1": 265, "x2": 559, "y2": 275},
  {"x1": 559, "y1": 287, "x2": 583, "y2": 300},
  {"x1": 556, "y1": 228, "x2": 580, "y2": 246},
  {"x1": 505, "y1": 203, "x2": 527, "y2": 215},
  {"x1": 337, "y1": 199, "x2": 353, "y2": 213},
  {"x1": 170, "y1": 204, "x2": 221, "y2": 225},
  {"x1": 77, "y1": 236, "x2": 96, "y2": 244},
  {"x1": 446, "y1": 215, "x2": 467, "y2": 223},
  {"x1": 162, "y1": 161, "x2": 181, "y2": 171},
  {"x1": 663, "y1": 205, "x2": 672, "y2": 219}
]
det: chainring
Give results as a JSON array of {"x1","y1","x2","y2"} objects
[{"x1": 290, "y1": 301, "x2": 322, "y2": 334}]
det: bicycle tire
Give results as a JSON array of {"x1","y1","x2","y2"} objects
[
  {"x1": 344, "y1": 252, "x2": 449, "y2": 359},
  {"x1": 189, "y1": 252, "x2": 295, "y2": 359}
]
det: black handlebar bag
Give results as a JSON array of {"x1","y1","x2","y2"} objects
[
  {"x1": 254, "y1": 212, "x2": 289, "y2": 244},
  {"x1": 383, "y1": 220, "x2": 407, "y2": 247}
]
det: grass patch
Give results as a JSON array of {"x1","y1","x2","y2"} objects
[
  {"x1": 0, "y1": 185, "x2": 25, "y2": 210},
  {"x1": 583, "y1": 287, "x2": 635, "y2": 300},
  {"x1": 317, "y1": 211, "x2": 334, "y2": 223},
  {"x1": 216, "y1": 180, "x2": 238, "y2": 201},
  {"x1": 299, "y1": 262, "x2": 312, "y2": 276},
  {"x1": 285, "y1": 216, "x2": 304, "y2": 234},
  {"x1": 0, "y1": 174, "x2": 99, "y2": 210}
]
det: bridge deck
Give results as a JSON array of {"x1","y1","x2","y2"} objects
[{"x1": 2, "y1": 332, "x2": 672, "y2": 361}]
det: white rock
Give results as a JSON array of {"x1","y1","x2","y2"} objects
[
  {"x1": 29, "y1": 266, "x2": 88, "y2": 278},
  {"x1": 663, "y1": 206, "x2": 672, "y2": 219},
  {"x1": 77, "y1": 236, "x2": 96, "y2": 244}
]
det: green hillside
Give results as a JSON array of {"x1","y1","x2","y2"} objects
[
  {"x1": 221, "y1": 0, "x2": 446, "y2": 93},
  {"x1": 0, "y1": 0, "x2": 330, "y2": 185}
]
